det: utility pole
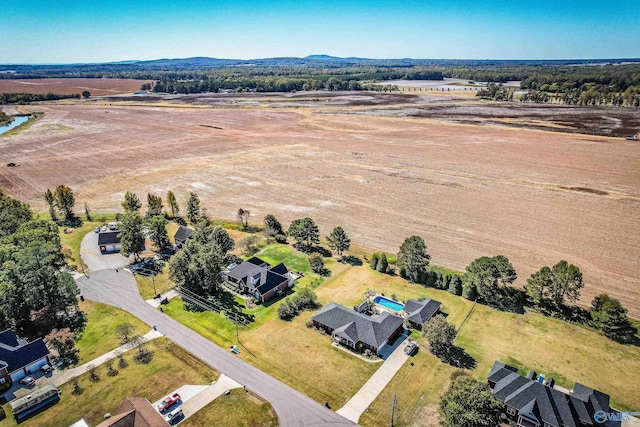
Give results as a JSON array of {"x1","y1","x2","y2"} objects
[
  {"x1": 79, "y1": 254, "x2": 88, "y2": 277},
  {"x1": 390, "y1": 393, "x2": 398, "y2": 427}
]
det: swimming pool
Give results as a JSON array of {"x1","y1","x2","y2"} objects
[{"x1": 373, "y1": 295, "x2": 404, "y2": 311}]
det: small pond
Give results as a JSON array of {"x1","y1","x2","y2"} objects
[{"x1": 0, "y1": 115, "x2": 32, "y2": 135}]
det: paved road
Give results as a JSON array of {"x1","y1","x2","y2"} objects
[{"x1": 77, "y1": 269, "x2": 354, "y2": 427}]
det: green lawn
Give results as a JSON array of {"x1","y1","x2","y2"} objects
[
  {"x1": 181, "y1": 389, "x2": 277, "y2": 427},
  {"x1": 0, "y1": 339, "x2": 218, "y2": 427},
  {"x1": 74, "y1": 300, "x2": 149, "y2": 364},
  {"x1": 135, "y1": 267, "x2": 176, "y2": 300}
]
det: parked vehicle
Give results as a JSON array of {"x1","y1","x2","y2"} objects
[
  {"x1": 40, "y1": 364, "x2": 52, "y2": 374},
  {"x1": 94, "y1": 227, "x2": 100, "y2": 233},
  {"x1": 157, "y1": 393, "x2": 181, "y2": 412},
  {"x1": 165, "y1": 407, "x2": 184, "y2": 425},
  {"x1": 10, "y1": 385, "x2": 60, "y2": 420},
  {"x1": 19, "y1": 376, "x2": 36, "y2": 387},
  {"x1": 404, "y1": 341, "x2": 418, "y2": 356},
  {"x1": 100, "y1": 225, "x2": 107, "y2": 232},
  {"x1": 230, "y1": 345, "x2": 240, "y2": 354}
]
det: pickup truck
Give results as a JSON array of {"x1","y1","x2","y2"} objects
[{"x1": 157, "y1": 393, "x2": 181, "y2": 412}]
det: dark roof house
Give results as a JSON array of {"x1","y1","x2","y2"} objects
[
  {"x1": 224, "y1": 256, "x2": 293, "y2": 303},
  {"x1": 96, "y1": 397, "x2": 167, "y2": 427},
  {"x1": 402, "y1": 298, "x2": 441, "y2": 329},
  {"x1": 488, "y1": 361, "x2": 611, "y2": 427},
  {"x1": 0, "y1": 329, "x2": 51, "y2": 383},
  {"x1": 312, "y1": 302, "x2": 405, "y2": 355},
  {"x1": 173, "y1": 226, "x2": 193, "y2": 247},
  {"x1": 98, "y1": 231, "x2": 121, "y2": 245}
]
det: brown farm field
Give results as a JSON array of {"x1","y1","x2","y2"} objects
[
  {"x1": 0, "y1": 95, "x2": 639, "y2": 317},
  {"x1": 0, "y1": 78, "x2": 151, "y2": 96}
]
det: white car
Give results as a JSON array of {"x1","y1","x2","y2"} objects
[{"x1": 165, "y1": 407, "x2": 184, "y2": 425}]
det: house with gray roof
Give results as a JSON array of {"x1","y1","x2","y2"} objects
[
  {"x1": 312, "y1": 302, "x2": 405, "y2": 355},
  {"x1": 223, "y1": 256, "x2": 295, "y2": 303},
  {"x1": 98, "y1": 231, "x2": 121, "y2": 253},
  {"x1": 402, "y1": 298, "x2": 441, "y2": 330},
  {"x1": 173, "y1": 225, "x2": 194, "y2": 248},
  {"x1": 488, "y1": 361, "x2": 611, "y2": 427},
  {"x1": 0, "y1": 329, "x2": 51, "y2": 385}
]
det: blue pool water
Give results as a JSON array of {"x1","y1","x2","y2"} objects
[
  {"x1": 373, "y1": 296, "x2": 404, "y2": 311},
  {"x1": 0, "y1": 115, "x2": 31, "y2": 135}
]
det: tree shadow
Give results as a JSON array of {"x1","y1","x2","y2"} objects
[
  {"x1": 439, "y1": 346, "x2": 477, "y2": 370},
  {"x1": 340, "y1": 255, "x2": 362, "y2": 266},
  {"x1": 62, "y1": 215, "x2": 83, "y2": 228},
  {"x1": 215, "y1": 289, "x2": 255, "y2": 324},
  {"x1": 483, "y1": 287, "x2": 526, "y2": 314},
  {"x1": 312, "y1": 246, "x2": 332, "y2": 257}
]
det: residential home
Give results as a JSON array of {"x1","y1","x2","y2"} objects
[
  {"x1": 96, "y1": 397, "x2": 167, "y2": 427},
  {"x1": 172, "y1": 226, "x2": 193, "y2": 248},
  {"x1": 402, "y1": 298, "x2": 442, "y2": 330},
  {"x1": 223, "y1": 256, "x2": 295, "y2": 303},
  {"x1": 488, "y1": 361, "x2": 611, "y2": 427},
  {"x1": 98, "y1": 231, "x2": 122, "y2": 253},
  {"x1": 312, "y1": 302, "x2": 405, "y2": 355},
  {"x1": 0, "y1": 329, "x2": 51, "y2": 384}
]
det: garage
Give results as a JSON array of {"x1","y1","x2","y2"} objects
[
  {"x1": 25, "y1": 358, "x2": 48, "y2": 374},
  {"x1": 98, "y1": 231, "x2": 122, "y2": 254},
  {"x1": 10, "y1": 369, "x2": 26, "y2": 382}
]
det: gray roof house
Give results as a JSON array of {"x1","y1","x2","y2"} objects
[
  {"x1": 312, "y1": 302, "x2": 405, "y2": 355},
  {"x1": 173, "y1": 226, "x2": 194, "y2": 247},
  {"x1": 488, "y1": 361, "x2": 611, "y2": 427},
  {"x1": 0, "y1": 329, "x2": 51, "y2": 384},
  {"x1": 224, "y1": 256, "x2": 294, "y2": 303},
  {"x1": 98, "y1": 231, "x2": 122, "y2": 254},
  {"x1": 402, "y1": 298, "x2": 441, "y2": 329}
]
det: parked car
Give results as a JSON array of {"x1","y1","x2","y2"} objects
[
  {"x1": 100, "y1": 225, "x2": 107, "y2": 232},
  {"x1": 19, "y1": 376, "x2": 36, "y2": 387},
  {"x1": 157, "y1": 393, "x2": 181, "y2": 412},
  {"x1": 230, "y1": 345, "x2": 240, "y2": 354},
  {"x1": 165, "y1": 407, "x2": 184, "y2": 425},
  {"x1": 94, "y1": 227, "x2": 100, "y2": 233},
  {"x1": 404, "y1": 341, "x2": 418, "y2": 356},
  {"x1": 40, "y1": 364, "x2": 52, "y2": 374}
]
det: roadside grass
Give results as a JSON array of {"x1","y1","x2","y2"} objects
[
  {"x1": 74, "y1": 300, "x2": 149, "y2": 364},
  {"x1": 180, "y1": 389, "x2": 277, "y2": 427},
  {"x1": 0, "y1": 338, "x2": 217, "y2": 427},
  {"x1": 135, "y1": 266, "x2": 175, "y2": 300}
]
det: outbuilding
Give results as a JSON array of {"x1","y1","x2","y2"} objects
[{"x1": 98, "y1": 231, "x2": 121, "y2": 253}]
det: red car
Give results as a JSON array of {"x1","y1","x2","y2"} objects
[{"x1": 157, "y1": 393, "x2": 181, "y2": 413}]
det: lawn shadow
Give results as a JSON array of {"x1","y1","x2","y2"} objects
[
  {"x1": 340, "y1": 255, "x2": 362, "y2": 266},
  {"x1": 441, "y1": 346, "x2": 477, "y2": 370}
]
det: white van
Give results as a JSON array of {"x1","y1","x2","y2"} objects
[{"x1": 165, "y1": 407, "x2": 184, "y2": 425}]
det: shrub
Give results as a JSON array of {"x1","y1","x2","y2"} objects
[
  {"x1": 448, "y1": 276, "x2": 463, "y2": 296},
  {"x1": 277, "y1": 300, "x2": 297, "y2": 321},
  {"x1": 274, "y1": 233, "x2": 288, "y2": 243},
  {"x1": 309, "y1": 253, "x2": 325, "y2": 274},
  {"x1": 376, "y1": 253, "x2": 389, "y2": 273},
  {"x1": 370, "y1": 253, "x2": 379, "y2": 270},
  {"x1": 278, "y1": 287, "x2": 320, "y2": 320},
  {"x1": 462, "y1": 281, "x2": 477, "y2": 301}
]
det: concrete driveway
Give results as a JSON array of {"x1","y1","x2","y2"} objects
[
  {"x1": 80, "y1": 231, "x2": 129, "y2": 271},
  {"x1": 77, "y1": 270, "x2": 353, "y2": 427}
]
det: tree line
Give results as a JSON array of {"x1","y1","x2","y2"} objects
[{"x1": 0, "y1": 92, "x2": 81, "y2": 105}]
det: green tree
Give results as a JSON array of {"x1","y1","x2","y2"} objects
[
  {"x1": 146, "y1": 193, "x2": 163, "y2": 218},
  {"x1": 44, "y1": 328, "x2": 77, "y2": 359},
  {"x1": 84, "y1": 202, "x2": 91, "y2": 221},
  {"x1": 82, "y1": 91, "x2": 91, "y2": 98},
  {"x1": 462, "y1": 280, "x2": 477, "y2": 301},
  {"x1": 287, "y1": 217, "x2": 320, "y2": 249},
  {"x1": 0, "y1": 189, "x2": 32, "y2": 237},
  {"x1": 548, "y1": 260, "x2": 583, "y2": 308},
  {"x1": 309, "y1": 253, "x2": 325, "y2": 274},
  {"x1": 370, "y1": 253, "x2": 379, "y2": 270},
  {"x1": 44, "y1": 189, "x2": 56, "y2": 221},
  {"x1": 590, "y1": 294, "x2": 636, "y2": 343},
  {"x1": 148, "y1": 215, "x2": 170, "y2": 250},
  {"x1": 264, "y1": 214, "x2": 284, "y2": 241},
  {"x1": 115, "y1": 323, "x2": 136, "y2": 344},
  {"x1": 524, "y1": 266, "x2": 553, "y2": 306},
  {"x1": 397, "y1": 236, "x2": 431, "y2": 283},
  {"x1": 122, "y1": 191, "x2": 141, "y2": 213},
  {"x1": 239, "y1": 235, "x2": 260, "y2": 256},
  {"x1": 422, "y1": 314, "x2": 457, "y2": 356},
  {"x1": 439, "y1": 373, "x2": 503, "y2": 427},
  {"x1": 118, "y1": 212, "x2": 145, "y2": 261},
  {"x1": 186, "y1": 192, "x2": 201, "y2": 224},
  {"x1": 327, "y1": 226, "x2": 351, "y2": 257},
  {"x1": 166, "y1": 190, "x2": 179, "y2": 217},
  {"x1": 448, "y1": 275, "x2": 463, "y2": 296},
  {"x1": 54, "y1": 184, "x2": 75, "y2": 223},
  {"x1": 376, "y1": 253, "x2": 389, "y2": 273},
  {"x1": 465, "y1": 255, "x2": 516, "y2": 301}
]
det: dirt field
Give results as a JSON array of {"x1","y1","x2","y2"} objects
[
  {"x1": 0, "y1": 96, "x2": 639, "y2": 317},
  {"x1": 0, "y1": 78, "x2": 151, "y2": 96}
]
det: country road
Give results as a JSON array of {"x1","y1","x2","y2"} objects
[{"x1": 77, "y1": 269, "x2": 354, "y2": 427}]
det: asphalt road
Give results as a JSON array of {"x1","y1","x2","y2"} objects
[{"x1": 77, "y1": 269, "x2": 354, "y2": 427}]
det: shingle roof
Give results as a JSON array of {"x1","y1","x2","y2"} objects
[
  {"x1": 404, "y1": 299, "x2": 441, "y2": 327},
  {"x1": 488, "y1": 361, "x2": 610, "y2": 427},
  {"x1": 270, "y1": 262, "x2": 289, "y2": 275},
  {"x1": 226, "y1": 262, "x2": 265, "y2": 285},
  {"x1": 227, "y1": 258, "x2": 289, "y2": 297},
  {"x1": 312, "y1": 302, "x2": 405, "y2": 349},
  {"x1": 97, "y1": 397, "x2": 167, "y2": 427},
  {"x1": 246, "y1": 256, "x2": 268, "y2": 267},
  {"x1": 173, "y1": 226, "x2": 193, "y2": 243},
  {"x1": 256, "y1": 271, "x2": 288, "y2": 295},
  {"x1": 98, "y1": 231, "x2": 121, "y2": 245},
  {"x1": 0, "y1": 330, "x2": 49, "y2": 375}
]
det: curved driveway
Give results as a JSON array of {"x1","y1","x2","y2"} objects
[{"x1": 77, "y1": 269, "x2": 354, "y2": 427}]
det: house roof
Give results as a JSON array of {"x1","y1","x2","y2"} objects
[
  {"x1": 312, "y1": 302, "x2": 405, "y2": 349},
  {"x1": 226, "y1": 257, "x2": 289, "y2": 297},
  {"x1": 488, "y1": 361, "x2": 610, "y2": 427},
  {"x1": 246, "y1": 256, "x2": 268, "y2": 267},
  {"x1": 0, "y1": 329, "x2": 49, "y2": 375},
  {"x1": 270, "y1": 262, "x2": 289, "y2": 276},
  {"x1": 256, "y1": 271, "x2": 289, "y2": 296},
  {"x1": 96, "y1": 397, "x2": 167, "y2": 427},
  {"x1": 403, "y1": 299, "x2": 441, "y2": 327},
  {"x1": 173, "y1": 226, "x2": 193, "y2": 242},
  {"x1": 227, "y1": 262, "x2": 265, "y2": 284},
  {"x1": 98, "y1": 231, "x2": 121, "y2": 245}
]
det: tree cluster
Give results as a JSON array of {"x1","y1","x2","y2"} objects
[
  {"x1": 0, "y1": 92, "x2": 81, "y2": 104},
  {"x1": 277, "y1": 287, "x2": 320, "y2": 320},
  {"x1": 439, "y1": 372, "x2": 503, "y2": 427},
  {"x1": 287, "y1": 217, "x2": 319, "y2": 250}
]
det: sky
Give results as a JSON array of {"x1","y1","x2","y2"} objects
[{"x1": 1, "y1": 0, "x2": 638, "y2": 63}]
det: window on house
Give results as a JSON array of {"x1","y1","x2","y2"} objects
[
  {"x1": 251, "y1": 274, "x2": 260, "y2": 285},
  {"x1": 506, "y1": 406, "x2": 516, "y2": 416}
]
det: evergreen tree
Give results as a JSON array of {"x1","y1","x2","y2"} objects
[
  {"x1": 54, "y1": 184, "x2": 75, "y2": 223},
  {"x1": 118, "y1": 212, "x2": 145, "y2": 261},
  {"x1": 370, "y1": 253, "x2": 379, "y2": 270},
  {"x1": 462, "y1": 280, "x2": 477, "y2": 301},
  {"x1": 376, "y1": 253, "x2": 389, "y2": 273},
  {"x1": 397, "y1": 236, "x2": 431, "y2": 283},
  {"x1": 465, "y1": 255, "x2": 516, "y2": 301},
  {"x1": 146, "y1": 193, "x2": 163, "y2": 218},
  {"x1": 122, "y1": 191, "x2": 141, "y2": 213},
  {"x1": 590, "y1": 294, "x2": 637, "y2": 343},
  {"x1": 148, "y1": 215, "x2": 170, "y2": 250},
  {"x1": 287, "y1": 217, "x2": 320, "y2": 249},
  {"x1": 186, "y1": 192, "x2": 201, "y2": 224},
  {"x1": 166, "y1": 190, "x2": 179, "y2": 217},
  {"x1": 309, "y1": 253, "x2": 325, "y2": 274},
  {"x1": 264, "y1": 214, "x2": 283, "y2": 241},
  {"x1": 448, "y1": 275, "x2": 463, "y2": 295},
  {"x1": 44, "y1": 189, "x2": 56, "y2": 221},
  {"x1": 327, "y1": 226, "x2": 351, "y2": 256}
]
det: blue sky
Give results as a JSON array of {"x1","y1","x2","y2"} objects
[{"x1": 1, "y1": 0, "x2": 637, "y2": 63}]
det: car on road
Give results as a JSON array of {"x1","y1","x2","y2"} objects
[
  {"x1": 165, "y1": 407, "x2": 184, "y2": 425},
  {"x1": 404, "y1": 341, "x2": 418, "y2": 356},
  {"x1": 19, "y1": 376, "x2": 36, "y2": 387},
  {"x1": 157, "y1": 393, "x2": 181, "y2": 412}
]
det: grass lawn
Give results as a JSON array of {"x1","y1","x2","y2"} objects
[
  {"x1": 74, "y1": 300, "x2": 149, "y2": 364},
  {"x1": 181, "y1": 389, "x2": 277, "y2": 427},
  {"x1": 0, "y1": 338, "x2": 217, "y2": 427},
  {"x1": 135, "y1": 266, "x2": 176, "y2": 300}
]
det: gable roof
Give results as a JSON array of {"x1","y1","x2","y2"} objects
[
  {"x1": 226, "y1": 257, "x2": 290, "y2": 297},
  {"x1": 0, "y1": 329, "x2": 49, "y2": 375},
  {"x1": 403, "y1": 298, "x2": 441, "y2": 326},
  {"x1": 312, "y1": 302, "x2": 404, "y2": 349},
  {"x1": 270, "y1": 262, "x2": 289, "y2": 275},
  {"x1": 173, "y1": 226, "x2": 193, "y2": 242},
  {"x1": 488, "y1": 361, "x2": 610, "y2": 427},
  {"x1": 96, "y1": 397, "x2": 167, "y2": 427},
  {"x1": 98, "y1": 231, "x2": 121, "y2": 245},
  {"x1": 246, "y1": 256, "x2": 269, "y2": 267},
  {"x1": 256, "y1": 270, "x2": 289, "y2": 296}
]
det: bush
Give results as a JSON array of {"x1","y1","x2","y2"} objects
[
  {"x1": 278, "y1": 287, "x2": 320, "y2": 320},
  {"x1": 370, "y1": 253, "x2": 379, "y2": 270},
  {"x1": 309, "y1": 253, "x2": 325, "y2": 274},
  {"x1": 274, "y1": 233, "x2": 288, "y2": 243},
  {"x1": 448, "y1": 276, "x2": 463, "y2": 296},
  {"x1": 277, "y1": 300, "x2": 297, "y2": 321},
  {"x1": 376, "y1": 253, "x2": 389, "y2": 273}
]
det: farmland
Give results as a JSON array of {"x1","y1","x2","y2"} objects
[
  {"x1": 0, "y1": 93, "x2": 639, "y2": 317},
  {"x1": 0, "y1": 78, "x2": 151, "y2": 96}
]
